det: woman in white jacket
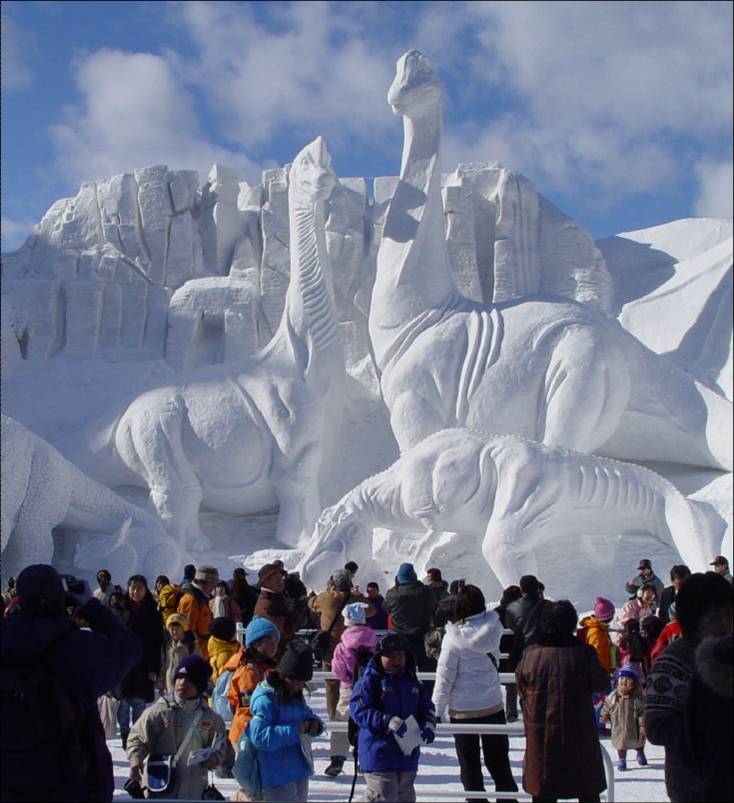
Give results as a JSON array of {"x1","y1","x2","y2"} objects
[{"x1": 432, "y1": 585, "x2": 519, "y2": 802}]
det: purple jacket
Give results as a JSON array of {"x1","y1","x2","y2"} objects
[{"x1": 332, "y1": 625, "x2": 379, "y2": 688}]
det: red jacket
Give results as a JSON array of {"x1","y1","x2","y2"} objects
[{"x1": 650, "y1": 621, "x2": 682, "y2": 664}]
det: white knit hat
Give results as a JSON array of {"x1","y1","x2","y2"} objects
[{"x1": 343, "y1": 602, "x2": 368, "y2": 626}]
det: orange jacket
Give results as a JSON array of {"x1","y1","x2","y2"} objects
[
  {"x1": 225, "y1": 648, "x2": 271, "y2": 744},
  {"x1": 178, "y1": 587, "x2": 213, "y2": 660},
  {"x1": 578, "y1": 615, "x2": 614, "y2": 674}
]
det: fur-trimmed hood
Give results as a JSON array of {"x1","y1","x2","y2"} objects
[{"x1": 695, "y1": 634, "x2": 732, "y2": 700}]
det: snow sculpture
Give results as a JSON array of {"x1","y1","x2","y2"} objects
[
  {"x1": 369, "y1": 51, "x2": 732, "y2": 470},
  {"x1": 166, "y1": 275, "x2": 260, "y2": 370},
  {"x1": 90, "y1": 137, "x2": 344, "y2": 550},
  {"x1": 1, "y1": 415, "x2": 178, "y2": 581},
  {"x1": 298, "y1": 428, "x2": 718, "y2": 594}
]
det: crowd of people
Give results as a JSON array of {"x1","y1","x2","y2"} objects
[{"x1": 0, "y1": 553, "x2": 731, "y2": 802}]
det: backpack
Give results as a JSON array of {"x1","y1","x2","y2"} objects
[
  {"x1": 159, "y1": 584, "x2": 183, "y2": 618},
  {"x1": 211, "y1": 669, "x2": 234, "y2": 721},
  {"x1": 1, "y1": 634, "x2": 88, "y2": 799},
  {"x1": 347, "y1": 647, "x2": 374, "y2": 747}
]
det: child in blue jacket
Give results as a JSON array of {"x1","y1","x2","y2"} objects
[
  {"x1": 248, "y1": 639, "x2": 324, "y2": 802},
  {"x1": 350, "y1": 632, "x2": 437, "y2": 802}
]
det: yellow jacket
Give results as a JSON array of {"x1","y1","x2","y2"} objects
[{"x1": 208, "y1": 636, "x2": 239, "y2": 682}]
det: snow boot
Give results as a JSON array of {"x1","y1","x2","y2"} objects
[
  {"x1": 637, "y1": 750, "x2": 648, "y2": 766},
  {"x1": 617, "y1": 757, "x2": 627, "y2": 771},
  {"x1": 324, "y1": 755, "x2": 345, "y2": 777}
]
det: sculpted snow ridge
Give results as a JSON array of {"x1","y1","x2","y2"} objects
[
  {"x1": 1, "y1": 414, "x2": 179, "y2": 580},
  {"x1": 298, "y1": 428, "x2": 717, "y2": 595}
]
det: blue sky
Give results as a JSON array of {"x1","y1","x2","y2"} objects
[{"x1": 2, "y1": 0, "x2": 732, "y2": 252}]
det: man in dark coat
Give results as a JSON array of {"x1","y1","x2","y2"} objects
[
  {"x1": 253, "y1": 562, "x2": 297, "y2": 657},
  {"x1": 646, "y1": 571, "x2": 733, "y2": 802},
  {"x1": 384, "y1": 562, "x2": 436, "y2": 673},
  {"x1": 658, "y1": 564, "x2": 691, "y2": 625},
  {"x1": 625, "y1": 558, "x2": 665, "y2": 606},
  {"x1": 516, "y1": 600, "x2": 609, "y2": 802},
  {"x1": 684, "y1": 633, "x2": 732, "y2": 802},
  {"x1": 504, "y1": 575, "x2": 548, "y2": 665},
  {"x1": 1, "y1": 564, "x2": 141, "y2": 801}
]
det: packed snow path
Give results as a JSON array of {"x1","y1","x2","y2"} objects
[{"x1": 110, "y1": 682, "x2": 669, "y2": 802}]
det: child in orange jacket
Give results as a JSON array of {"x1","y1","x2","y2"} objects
[{"x1": 226, "y1": 615, "x2": 280, "y2": 746}]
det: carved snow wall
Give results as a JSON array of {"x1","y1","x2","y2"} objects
[{"x1": 2, "y1": 161, "x2": 611, "y2": 375}]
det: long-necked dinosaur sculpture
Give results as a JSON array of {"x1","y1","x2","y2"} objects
[
  {"x1": 297, "y1": 428, "x2": 718, "y2": 593},
  {"x1": 85, "y1": 137, "x2": 344, "y2": 550},
  {"x1": 368, "y1": 50, "x2": 732, "y2": 471}
]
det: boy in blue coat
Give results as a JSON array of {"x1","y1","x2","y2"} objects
[{"x1": 350, "y1": 632, "x2": 437, "y2": 801}]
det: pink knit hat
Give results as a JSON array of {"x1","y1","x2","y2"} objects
[{"x1": 593, "y1": 597, "x2": 615, "y2": 622}]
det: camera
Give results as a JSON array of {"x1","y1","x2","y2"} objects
[
  {"x1": 59, "y1": 574, "x2": 85, "y2": 594},
  {"x1": 123, "y1": 778, "x2": 145, "y2": 799}
]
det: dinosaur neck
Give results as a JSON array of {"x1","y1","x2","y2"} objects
[
  {"x1": 280, "y1": 199, "x2": 338, "y2": 374},
  {"x1": 370, "y1": 105, "x2": 457, "y2": 369}
]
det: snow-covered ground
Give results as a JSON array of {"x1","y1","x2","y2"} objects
[{"x1": 110, "y1": 682, "x2": 669, "y2": 802}]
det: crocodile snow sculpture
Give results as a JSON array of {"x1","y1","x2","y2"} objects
[
  {"x1": 368, "y1": 50, "x2": 732, "y2": 470},
  {"x1": 1, "y1": 414, "x2": 178, "y2": 580},
  {"x1": 86, "y1": 137, "x2": 344, "y2": 550},
  {"x1": 297, "y1": 428, "x2": 718, "y2": 593}
]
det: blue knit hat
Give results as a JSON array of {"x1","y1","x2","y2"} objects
[
  {"x1": 396, "y1": 563, "x2": 417, "y2": 584},
  {"x1": 245, "y1": 615, "x2": 281, "y2": 647},
  {"x1": 173, "y1": 654, "x2": 212, "y2": 695},
  {"x1": 618, "y1": 666, "x2": 638, "y2": 682}
]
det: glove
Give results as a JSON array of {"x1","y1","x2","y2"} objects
[
  {"x1": 387, "y1": 716, "x2": 407, "y2": 737},
  {"x1": 65, "y1": 578, "x2": 93, "y2": 608},
  {"x1": 421, "y1": 723, "x2": 436, "y2": 744}
]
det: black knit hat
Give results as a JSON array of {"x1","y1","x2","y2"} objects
[
  {"x1": 173, "y1": 654, "x2": 212, "y2": 695},
  {"x1": 378, "y1": 632, "x2": 409, "y2": 656},
  {"x1": 16, "y1": 564, "x2": 65, "y2": 616},
  {"x1": 277, "y1": 639, "x2": 314, "y2": 681},
  {"x1": 209, "y1": 616, "x2": 236, "y2": 642}
]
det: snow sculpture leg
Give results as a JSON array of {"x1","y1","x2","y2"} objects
[{"x1": 539, "y1": 324, "x2": 630, "y2": 452}]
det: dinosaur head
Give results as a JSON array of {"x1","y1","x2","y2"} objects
[
  {"x1": 388, "y1": 49, "x2": 442, "y2": 117},
  {"x1": 288, "y1": 135, "x2": 337, "y2": 206},
  {"x1": 297, "y1": 507, "x2": 368, "y2": 592}
]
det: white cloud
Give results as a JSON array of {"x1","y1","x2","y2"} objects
[
  {"x1": 1, "y1": 9, "x2": 35, "y2": 90},
  {"x1": 170, "y1": 1, "x2": 398, "y2": 150},
  {"x1": 694, "y1": 159, "x2": 734, "y2": 219},
  {"x1": 49, "y1": 49, "x2": 262, "y2": 188},
  {"x1": 1, "y1": 217, "x2": 35, "y2": 251},
  {"x1": 448, "y1": 1, "x2": 733, "y2": 196}
]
